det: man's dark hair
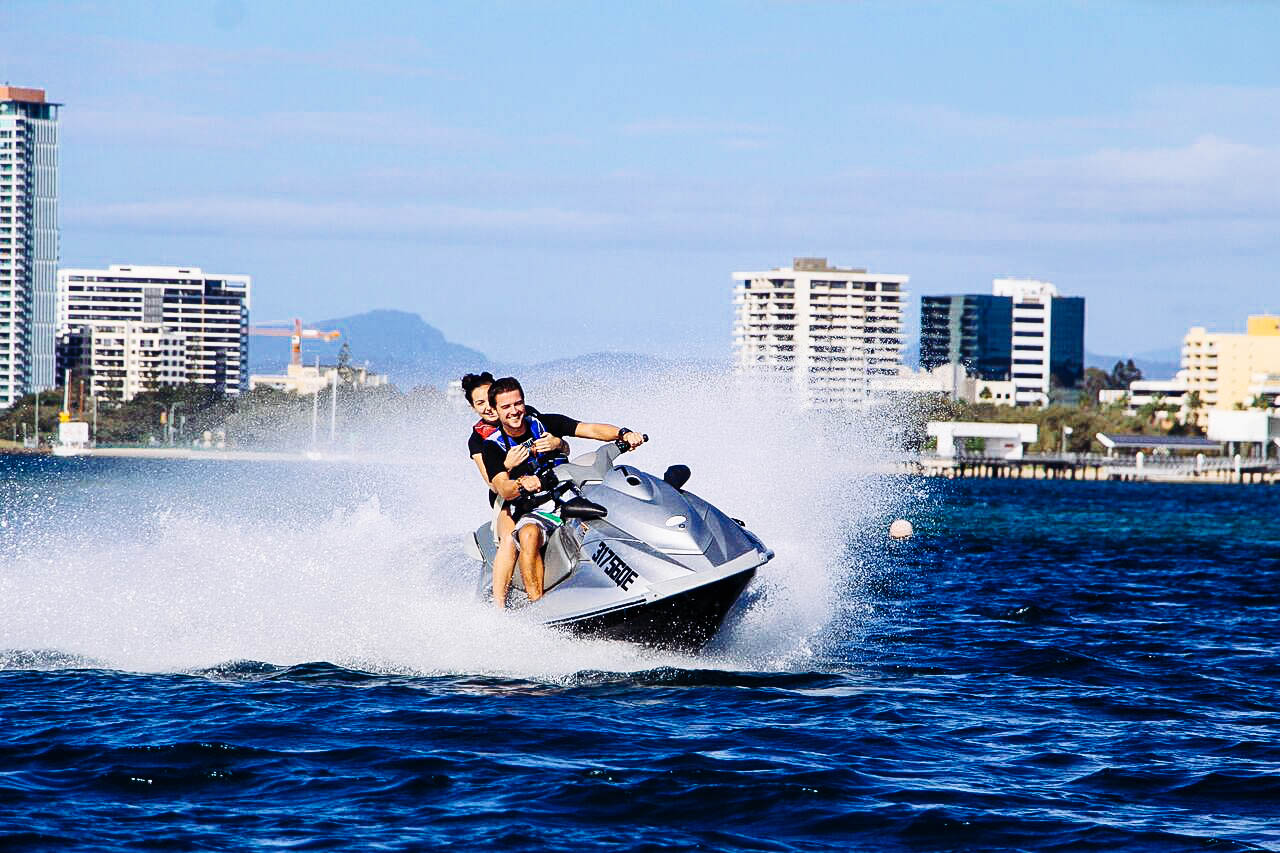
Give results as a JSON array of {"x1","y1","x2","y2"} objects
[
  {"x1": 488, "y1": 376, "x2": 524, "y2": 408},
  {"x1": 460, "y1": 371, "x2": 495, "y2": 404}
]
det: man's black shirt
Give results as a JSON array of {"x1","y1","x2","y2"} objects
[{"x1": 467, "y1": 407, "x2": 543, "y2": 507}]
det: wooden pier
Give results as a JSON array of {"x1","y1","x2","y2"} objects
[{"x1": 909, "y1": 453, "x2": 1280, "y2": 485}]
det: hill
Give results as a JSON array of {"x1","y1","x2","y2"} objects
[
  {"x1": 249, "y1": 309, "x2": 727, "y2": 389},
  {"x1": 1086, "y1": 348, "x2": 1182, "y2": 380},
  {"x1": 249, "y1": 309, "x2": 487, "y2": 387}
]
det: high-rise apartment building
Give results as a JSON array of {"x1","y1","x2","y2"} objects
[
  {"x1": 1182, "y1": 314, "x2": 1280, "y2": 418},
  {"x1": 57, "y1": 265, "x2": 251, "y2": 395},
  {"x1": 919, "y1": 294, "x2": 1013, "y2": 381},
  {"x1": 992, "y1": 278, "x2": 1085, "y2": 406},
  {"x1": 732, "y1": 258, "x2": 908, "y2": 407},
  {"x1": 0, "y1": 85, "x2": 60, "y2": 407}
]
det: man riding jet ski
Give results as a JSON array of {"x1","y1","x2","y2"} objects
[
  {"x1": 466, "y1": 383, "x2": 774, "y2": 651},
  {"x1": 478, "y1": 376, "x2": 647, "y2": 607}
]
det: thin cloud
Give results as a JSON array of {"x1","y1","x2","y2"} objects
[
  {"x1": 621, "y1": 117, "x2": 774, "y2": 149},
  {"x1": 65, "y1": 105, "x2": 484, "y2": 150},
  {"x1": 892, "y1": 86, "x2": 1280, "y2": 148},
  {"x1": 71, "y1": 34, "x2": 451, "y2": 81},
  {"x1": 622, "y1": 118, "x2": 773, "y2": 136},
  {"x1": 64, "y1": 197, "x2": 621, "y2": 237}
]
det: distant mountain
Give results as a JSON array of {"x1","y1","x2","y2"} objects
[
  {"x1": 506, "y1": 351, "x2": 728, "y2": 391},
  {"x1": 520, "y1": 351, "x2": 726, "y2": 378},
  {"x1": 248, "y1": 309, "x2": 728, "y2": 389},
  {"x1": 249, "y1": 309, "x2": 486, "y2": 387}
]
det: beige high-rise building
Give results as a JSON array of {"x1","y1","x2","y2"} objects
[{"x1": 1181, "y1": 314, "x2": 1280, "y2": 419}]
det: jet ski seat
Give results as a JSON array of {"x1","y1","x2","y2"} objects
[
  {"x1": 473, "y1": 519, "x2": 579, "y2": 600},
  {"x1": 511, "y1": 521, "x2": 578, "y2": 594}
]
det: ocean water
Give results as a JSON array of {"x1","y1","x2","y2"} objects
[{"x1": 2, "y1": 449, "x2": 1278, "y2": 851}]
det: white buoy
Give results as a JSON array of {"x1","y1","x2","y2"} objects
[{"x1": 889, "y1": 519, "x2": 914, "y2": 540}]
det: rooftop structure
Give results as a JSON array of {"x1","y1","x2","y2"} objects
[
  {"x1": 732, "y1": 258, "x2": 908, "y2": 408},
  {"x1": 926, "y1": 421, "x2": 1038, "y2": 460},
  {"x1": 1206, "y1": 410, "x2": 1280, "y2": 458},
  {"x1": 1096, "y1": 433, "x2": 1221, "y2": 453},
  {"x1": 0, "y1": 84, "x2": 60, "y2": 407},
  {"x1": 1097, "y1": 373, "x2": 1191, "y2": 420},
  {"x1": 249, "y1": 362, "x2": 389, "y2": 396}
]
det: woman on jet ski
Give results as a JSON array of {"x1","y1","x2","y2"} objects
[
  {"x1": 461, "y1": 372, "x2": 544, "y2": 607},
  {"x1": 482, "y1": 377, "x2": 645, "y2": 608}
]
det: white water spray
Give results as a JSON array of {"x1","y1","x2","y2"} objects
[{"x1": 0, "y1": 367, "x2": 913, "y2": 679}]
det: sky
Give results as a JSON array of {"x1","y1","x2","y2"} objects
[{"x1": 4, "y1": 0, "x2": 1279, "y2": 363}]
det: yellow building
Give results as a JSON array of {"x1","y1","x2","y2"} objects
[{"x1": 1182, "y1": 314, "x2": 1280, "y2": 419}]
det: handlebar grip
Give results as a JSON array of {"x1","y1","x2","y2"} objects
[{"x1": 615, "y1": 433, "x2": 650, "y2": 452}]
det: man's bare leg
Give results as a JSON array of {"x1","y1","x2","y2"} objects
[
  {"x1": 518, "y1": 524, "x2": 545, "y2": 601},
  {"x1": 492, "y1": 510, "x2": 518, "y2": 609}
]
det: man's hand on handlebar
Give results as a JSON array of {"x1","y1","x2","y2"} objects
[
  {"x1": 530, "y1": 436, "x2": 562, "y2": 454},
  {"x1": 620, "y1": 431, "x2": 646, "y2": 450},
  {"x1": 517, "y1": 474, "x2": 542, "y2": 494},
  {"x1": 504, "y1": 444, "x2": 530, "y2": 470}
]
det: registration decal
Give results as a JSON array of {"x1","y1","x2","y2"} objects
[{"x1": 591, "y1": 541, "x2": 639, "y2": 591}]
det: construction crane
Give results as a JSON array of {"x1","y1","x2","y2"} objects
[{"x1": 248, "y1": 318, "x2": 341, "y2": 366}]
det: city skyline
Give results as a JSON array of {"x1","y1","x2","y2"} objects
[{"x1": 4, "y1": 1, "x2": 1279, "y2": 363}]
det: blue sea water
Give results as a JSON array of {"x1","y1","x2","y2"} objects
[{"x1": 2, "y1": 454, "x2": 1278, "y2": 851}]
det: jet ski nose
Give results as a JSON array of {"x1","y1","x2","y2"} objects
[
  {"x1": 597, "y1": 467, "x2": 712, "y2": 556},
  {"x1": 610, "y1": 466, "x2": 655, "y2": 501}
]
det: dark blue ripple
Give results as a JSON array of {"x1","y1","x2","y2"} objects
[{"x1": 3, "y1": 473, "x2": 1280, "y2": 850}]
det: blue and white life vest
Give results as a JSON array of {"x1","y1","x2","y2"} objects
[{"x1": 485, "y1": 414, "x2": 564, "y2": 472}]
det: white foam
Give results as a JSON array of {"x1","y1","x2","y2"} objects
[{"x1": 0, "y1": 367, "x2": 909, "y2": 679}]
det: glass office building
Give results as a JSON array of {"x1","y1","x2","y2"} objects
[{"x1": 919, "y1": 294, "x2": 1013, "y2": 381}]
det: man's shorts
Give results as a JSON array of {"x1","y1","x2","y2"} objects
[{"x1": 511, "y1": 510, "x2": 561, "y2": 554}]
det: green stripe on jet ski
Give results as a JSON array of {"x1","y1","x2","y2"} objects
[{"x1": 534, "y1": 510, "x2": 562, "y2": 524}]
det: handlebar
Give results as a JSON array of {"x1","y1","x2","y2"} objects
[
  {"x1": 613, "y1": 432, "x2": 649, "y2": 451},
  {"x1": 523, "y1": 433, "x2": 649, "y2": 500}
]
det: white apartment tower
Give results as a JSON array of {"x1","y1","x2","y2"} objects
[
  {"x1": 993, "y1": 278, "x2": 1058, "y2": 406},
  {"x1": 733, "y1": 258, "x2": 908, "y2": 407},
  {"x1": 57, "y1": 323, "x2": 188, "y2": 402},
  {"x1": 58, "y1": 265, "x2": 251, "y2": 396},
  {"x1": 0, "y1": 86, "x2": 60, "y2": 407}
]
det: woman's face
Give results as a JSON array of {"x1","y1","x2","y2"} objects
[{"x1": 469, "y1": 383, "x2": 496, "y2": 422}]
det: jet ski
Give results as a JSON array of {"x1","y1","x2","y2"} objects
[{"x1": 464, "y1": 438, "x2": 774, "y2": 651}]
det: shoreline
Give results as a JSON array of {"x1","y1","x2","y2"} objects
[
  {"x1": 1, "y1": 446, "x2": 351, "y2": 463},
  {"x1": 907, "y1": 455, "x2": 1279, "y2": 485},
  {"x1": 6, "y1": 447, "x2": 1276, "y2": 484}
]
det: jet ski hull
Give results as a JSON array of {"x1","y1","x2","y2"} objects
[
  {"x1": 547, "y1": 567, "x2": 756, "y2": 651},
  {"x1": 468, "y1": 440, "x2": 772, "y2": 652}
]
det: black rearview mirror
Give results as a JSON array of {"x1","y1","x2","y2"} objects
[
  {"x1": 663, "y1": 465, "x2": 691, "y2": 490},
  {"x1": 559, "y1": 496, "x2": 608, "y2": 520}
]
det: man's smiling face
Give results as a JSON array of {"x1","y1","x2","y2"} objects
[{"x1": 494, "y1": 389, "x2": 527, "y2": 433}]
